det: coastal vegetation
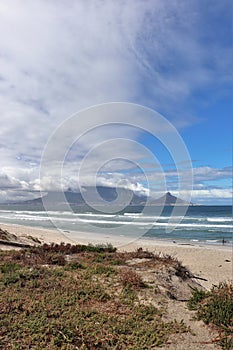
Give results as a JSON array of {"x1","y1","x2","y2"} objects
[
  {"x1": 0, "y1": 242, "x2": 232, "y2": 349},
  {"x1": 188, "y1": 283, "x2": 233, "y2": 349}
]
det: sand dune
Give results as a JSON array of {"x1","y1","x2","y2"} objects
[{"x1": 0, "y1": 222, "x2": 232, "y2": 290}]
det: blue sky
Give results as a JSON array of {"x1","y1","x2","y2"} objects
[{"x1": 0, "y1": 0, "x2": 232, "y2": 204}]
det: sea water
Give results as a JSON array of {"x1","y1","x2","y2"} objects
[{"x1": 0, "y1": 204, "x2": 232, "y2": 246}]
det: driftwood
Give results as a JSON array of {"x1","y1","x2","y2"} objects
[
  {"x1": 0, "y1": 240, "x2": 32, "y2": 248},
  {"x1": 190, "y1": 274, "x2": 208, "y2": 282}
]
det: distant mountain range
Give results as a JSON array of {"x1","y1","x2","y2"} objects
[
  {"x1": 150, "y1": 191, "x2": 192, "y2": 206},
  {"x1": 19, "y1": 186, "x2": 192, "y2": 207}
]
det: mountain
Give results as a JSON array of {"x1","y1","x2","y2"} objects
[
  {"x1": 17, "y1": 187, "x2": 191, "y2": 207},
  {"x1": 149, "y1": 192, "x2": 191, "y2": 206},
  {"x1": 20, "y1": 186, "x2": 146, "y2": 206}
]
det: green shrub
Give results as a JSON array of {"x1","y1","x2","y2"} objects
[
  {"x1": 188, "y1": 288, "x2": 209, "y2": 310},
  {"x1": 0, "y1": 262, "x2": 20, "y2": 274},
  {"x1": 65, "y1": 261, "x2": 85, "y2": 270},
  {"x1": 188, "y1": 282, "x2": 233, "y2": 349}
]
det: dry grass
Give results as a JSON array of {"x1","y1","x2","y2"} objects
[{"x1": 118, "y1": 268, "x2": 145, "y2": 289}]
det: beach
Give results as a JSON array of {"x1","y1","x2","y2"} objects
[{"x1": 0, "y1": 223, "x2": 232, "y2": 290}]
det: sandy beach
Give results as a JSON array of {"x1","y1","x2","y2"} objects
[{"x1": 0, "y1": 222, "x2": 232, "y2": 290}]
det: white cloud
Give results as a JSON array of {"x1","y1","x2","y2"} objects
[
  {"x1": 192, "y1": 166, "x2": 232, "y2": 182},
  {"x1": 190, "y1": 189, "x2": 232, "y2": 205}
]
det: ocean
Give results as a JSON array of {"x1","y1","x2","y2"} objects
[{"x1": 0, "y1": 204, "x2": 232, "y2": 246}]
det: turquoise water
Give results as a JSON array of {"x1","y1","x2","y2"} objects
[{"x1": 0, "y1": 205, "x2": 232, "y2": 245}]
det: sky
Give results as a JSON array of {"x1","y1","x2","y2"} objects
[{"x1": 0, "y1": 0, "x2": 232, "y2": 205}]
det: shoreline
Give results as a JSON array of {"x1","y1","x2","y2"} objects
[
  {"x1": 0, "y1": 221, "x2": 232, "y2": 249},
  {"x1": 0, "y1": 222, "x2": 232, "y2": 290}
]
